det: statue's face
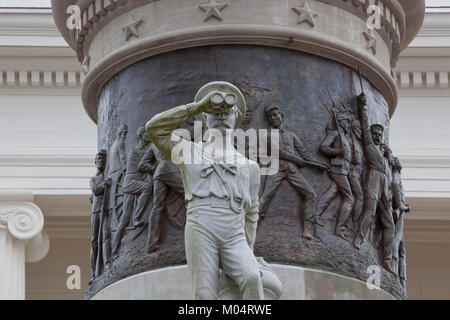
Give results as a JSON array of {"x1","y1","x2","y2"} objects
[
  {"x1": 358, "y1": 94, "x2": 367, "y2": 106},
  {"x1": 138, "y1": 128, "x2": 150, "y2": 144},
  {"x1": 371, "y1": 126, "x2": 384, "y2": 145},
  {"x1": 338, "y1": 118, "x2": 350, "y2": 133},
  {"x1": 95, "y1": 153, "x2": 106, "y2": 170},
  {"x1": 204, "y1": 106, "x2": 239, "y2": 131},
  {"x1": 267, "y1": 109, "x2": 283, "y2": 128},
  {"x1": 119, "y1": 131, "x2": 127, "y2": 141},
  {"x1": 389, "y1": 156, "x2": 395, "y2": 168},
  {"x1": 237, "y1": 80, "x2": 252, "y2": 95},
  {"x1": 141, "y1": 133, "x2": 150, "y2": 144}
]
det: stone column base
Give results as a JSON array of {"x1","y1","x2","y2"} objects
[{"x1": 91, "y1": 264, "x2": 395, "y2": 300}]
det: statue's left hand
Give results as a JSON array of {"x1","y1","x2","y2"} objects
[{"x1": 198, "y1": 90, "x2": 235, "y2": 114}]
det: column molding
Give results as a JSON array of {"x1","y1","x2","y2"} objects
[{"x1": 0, "y1": 200, "x2": 49, "y2": 299}]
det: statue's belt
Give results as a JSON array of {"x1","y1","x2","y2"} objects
[{"x1": 187, "y1": 197, "x2": 243, "y2": 213}]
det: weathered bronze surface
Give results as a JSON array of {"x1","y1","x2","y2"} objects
[{"x1": 87, "y1": 45, "x2": 407, "y2": 299}]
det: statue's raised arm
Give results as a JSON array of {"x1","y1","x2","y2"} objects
[
  {"x1": 145, "y1": 89, "x2": 233, "y2": 161},
  {"x1": 356, "y1": 93, "x2": 373, "y2": 147}
]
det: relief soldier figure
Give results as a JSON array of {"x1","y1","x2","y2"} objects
[
  {"x1": 259, "y1": 104, "x2": 329, "y2": 242},
  {"x1": 107, "y1": 124, "x2": 128, "y2": 226},
  {"x1": 316, "y1": 109, "x2": 364, "y2": 240},
  {"x1": 145, "y1": 144, "x2": 185, "y2": 253},
  {"x1": 89, "y1": 149, "x2": 111, "y2": 281},
  {"x1": 146, "y1": 81, "x2": 274, "y2": 300},
  {"x1": 108, "y1": 124, "x2": 128, "y2": 174},
  {"x1": 349, "y1": 114, "x2": 364, "y2": 223},
  {"x1": 354, "y1": 93, "x2": 396, "y2": 273},
  {"x1": 112, "y1": 126, "x2": 153, "y2": 256},
  {"x1": 391, "y1": 156, "x2": 410, "y2": 287}
]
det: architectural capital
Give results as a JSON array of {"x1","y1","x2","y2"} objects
[
  {"x1": 0, "y1": 202, "x2": 49, "y2": 262},
  {"x1": 0, "y1": 202, "x2": 44, "y2": 240}
]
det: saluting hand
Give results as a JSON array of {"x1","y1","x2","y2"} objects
[{"x1": 197, "y1": 91, "x2": 235, "y2": 114}]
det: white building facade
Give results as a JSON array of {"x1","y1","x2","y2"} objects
[{"x1": 0, "y1": 2, "x2": 448, "y2": 299}]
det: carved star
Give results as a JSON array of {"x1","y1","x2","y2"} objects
[
  {"x1": 199, "y1": 0, "x2": 228, "y2": 22},
  {"x1": 363, "y1": 30, "x2": 377, "y2": 55},
  {"x1": 292, "y1": 1, "x2": 318, "y2": 27},
  {"x1": 81, "y1": 55, "x2": 90, "y2": 74},
  {"x1": 123, "y1": 20, "x2": 143, "y2": 41}
]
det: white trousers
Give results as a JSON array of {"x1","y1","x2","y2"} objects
[{"x1": 185, "y1": 205, "x2": 263, "y2": 300}]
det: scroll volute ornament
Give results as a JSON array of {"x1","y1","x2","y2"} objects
[
  {"x1": 0, "y1": 203, "x2": 44, "y2": 240},
  {"x1": 0, "y1": 202, "x2": 49, "y2": 263}
]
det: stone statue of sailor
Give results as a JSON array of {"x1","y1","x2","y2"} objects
[{"x1": 146, "y1": 81, "x2": 271, "y2": 300}]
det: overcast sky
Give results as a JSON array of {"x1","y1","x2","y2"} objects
[{"x1": 0, "y1": 0, "x2": 448, "y2": 8}]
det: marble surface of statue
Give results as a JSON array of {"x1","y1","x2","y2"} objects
[{"x1": 146, "y1": 81, "x2": 282, "y2": 300}]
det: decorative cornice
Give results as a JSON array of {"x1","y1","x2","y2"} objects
[
  {"x1": 80, "y1": 23, "x2": 398, "y2": 121},
  {"x1": 396, "y1": 70, "x2": 450, "y2": 89},
  {"x1": 318, "y1": 0, "x2": 404, "y2": 66},
  {"x1": 53, "y1": 0, "x2": 408, "y2": 66},
  {"x1": 0, "y1": 70, "x2": 81, "y2": 88},
  {"x1": 0, "y1": 11, "x2": 67, "y2": 47},
  {"x1": 0, "y1": 155, "x2": 94, "y2": 167},
  {"x1": 401, "y1": 154, "x2": 450, "y2": 168},
  {"x1": 50, "y1": 0, "x2": 424, "y2": 123}
]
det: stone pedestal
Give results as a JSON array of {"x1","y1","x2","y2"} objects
[
  {"x1": 0, "y1": 201, "x2": 49, "y2": 300},
  {"x1": 51, "y1": 0, "x2": 425, "y2": 300},
  {"x1": 91, "y1": 264, "x2": 394, "y2": 300}
]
